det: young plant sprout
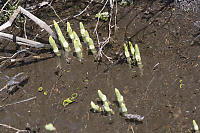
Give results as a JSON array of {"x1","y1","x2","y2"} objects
[
  {"x1": 73, "y1": 31, "x2": 82, "y2": 49},
  {"x1": 98, "y1": 90, "x2": 114, "y2": 115},
  {"x1": 80, "y1": 22, "x2": 86, "y2": 36},
  {"x1": 124, "y1": 43, "x2": 132, "y2": 67},
  {"x1": 80, "y1": 22, "x2": 97, "y2": 56},
  {"x1": 67, "y1": 22, "x2": 74, "y2": 40},
  {"x1": 135, "y1": 44, "x2": 143, "y2": 75},
  {"x1": 80, "y1": 22, "x2": 89, "y2": 44},
  {"x1": 73, "y1": 39, "x2": 83, "y2": 61},
  {"x1": 53, "y1": 20, "x2": 71, "y2": 62},
  {"x1": 193, "y1": 120, "x2": 199, "y2": 132},
  {"x1": 88, "y1": 38, "x2": 97, "y2": 56},
  {"x1": 49, "y1": 36, "x2": 60, "y2": 57},
  {"x1": 49, "y1": 36, "x2": 61, "y2": 68},
  {"x1": 134, "y1": 44, "x2": 142, "y2": 65},
  {"x1": 83, "y1": 31, "x2": 90, "y2": 44},
  {"x1": 90, "y1": 88, "x2": 144, "y2": 121},
  {"x1": 95, "y1": 12, "x2": 109, "y2": 21},
  {"x1": 90, "y1": 101, "x2": 101, "y2": 113},
  {"x1": 115, "y1": 88, "x2": 127, "y2": 115},
  {"x1": 128, "y1": 41, "x2": 135, "y2": 61}
]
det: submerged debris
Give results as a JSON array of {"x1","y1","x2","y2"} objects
[
  {"x1": 124, "y1": 114, "x2": 144, "y2": 121},
  {"x1": 45, "y1": 123, "x2": 56, "y2": 131},
  {"x1": 0, "y1": 72, "x2": 28, "y2": 94}
]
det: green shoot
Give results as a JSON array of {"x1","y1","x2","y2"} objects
[
  {"x1": 124, "y1": 43, "x2": 132, "y2": 67},
  {"x1": 80, "y1": 22, "x2": 86, "y2": 36},
  {"x1": 49, "y1": 36, "x2": 60, "y2": 57},
  {"x1": 120, "y1": 0, "x2": 128, "y2": 6},
  {"x1": 98, "y1": 90, "x2": 114, "y2": 115},
  {"x1": 45, "y1": 123, "x2": 56, "y2": 131},
  {"x1": 135, "y1": 44, "x2": 142, "y2": 65},
  {"x1": 91, "y1": 101, "x2": 101, "y2": 113},
  {"x1": 95, "y1": 12, "x2": 109, "y2": 21},
  {"x1": 88, "y1": 38, "x2": 97, "y2": 56},
  {"x1": 193, "y1": 120, "x2": 199, "y2": 131},
  {"x1": 53, "y1": 20, "x2": 71, "y2": 52},
  {"x1": 115, "y1": 88, "x2": 124, "y2": 104},
  {"x1": 67, "y1": 22, "x2": 74, "y2": 40},
  {"x1": 128, "y1": 41, "x2": 135, "y2": 60},
  {"x1": 121, "y1": 103, "x2": 128, "y2": 115},
  {"x1": 79, "y1": 22, "x2": 97, "y2": 56},
  {"x1": 73, "y1": 31, "x2": 82, "y2": 49},
  {"x1": 83, "y1": 31, "x2": 90, "y2": 44},
  {"x1": 115, "y1": 88, "x2": 127, "y2": 115},
  {"x1": 73, "y1": 39, "x2": 83, "y2": 61},
  {"x1": 135, "y1": 44, "x2": 143, "y2": 76},
  {"x1": 53, "y1": 20, "x2": 70, "y2": 63}
]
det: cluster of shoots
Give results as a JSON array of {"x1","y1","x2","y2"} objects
[
  {"x1": 67, "y1": 22, "x2": 83, "y2": 61},
  {"x1": 90, "y1": 90, "x2": 114, "y2": 116},
  {"x1": 124, "y1": 41, "x2": 143, "y2": 75},
  {"x1": 49, "y1": 21, "x2": 97, "y2": 63},
  {"x1": 90, "y1": 88, "x2": 144, "y2": 121},
  {"x1": 53, "y1": 20, "x2": 70, "y2": 62},
  {"x1": 80, "y1": 22, "x2": 97, "y2": 56}
]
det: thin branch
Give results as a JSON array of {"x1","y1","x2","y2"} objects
[
  {"x1": 94, "y1": 0, "x2": 109, "y2": 33},
  {"x1": 0, "y1": 124, "x2": 27, "y2": 133},
  {"x1": 73, "y1": 0, "x2": 93, "y2": 18},
  {"x1": 2, "y1": 96, "x2": 36, "y2": 108},
  {"x1": 0, "y1": 32, "x2": 46, "y2": 48}
]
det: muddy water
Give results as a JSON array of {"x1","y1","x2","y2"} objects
[{"x1": 0, "y1": 0, "x2": 199, "y2": 133}]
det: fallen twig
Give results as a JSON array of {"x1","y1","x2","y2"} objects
[
  {"x1": 1, "y1": 96, "x2": 36, "y2": 108},
  {"x1": 0, "y1": 72, "x2": 29, "y2": 94},
  {"x1": 0, "y1": 32, "x2": 46, "y2": 48},
  {"x1": 0, "y1": 123, "x2": 27, "y2": 133},
  {"x1": 94, "y1": 0, "x2": 117, "y2": 62},
  {"x1": 0, "y1": 53, "x2": 54, "y2": 70}
]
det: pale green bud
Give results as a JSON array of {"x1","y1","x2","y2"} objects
[
  {"x1": 115, "y1": 88, "x2": 124, "y2": 104},
  {"x1": 98, "y1": 90, "x2": 107, "y2": 102},
  {"x1": 121, "y1": 102, "x2": 127, "y2": 114},
  {"x1": 129, "y1": 41, "x2": 135, "y2": 59},
  {"x1": 193, "y1": 120, "x2": 199, "y2": 131},
  {"x1": 135, "y1": 44, "x2": 142, "y2": 65},
  {"x1": 49, "y1": 36, "x2": 60, "y2": 57},
  {"x1": 91, "y1": 101, "x2": 101, "y2": 112}
]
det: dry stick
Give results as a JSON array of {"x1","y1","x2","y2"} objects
[
  {"x1": 0, "y1": 124, "x2": 27, "y2": 133},
  {"x1": 97, "y1": 9, "x2": 113, "y2": 61},
  {"x1": 0, "y1": 6, "x2": 57, "y2": 39},
  {"x1": 49, "y1": 4, "x2": 64, "y2": 24},
  {"x1": 0, "y1": 32, "x2": 46, "y2": 48},
  {"x1": 94, "y1": 0, "x2": 109, "y2": 33},
  {"x1": 95, "y1": 0, "x2": 116, "y2": 62},
  {"x1": 114, "y1": 0, "x2": 118, "y2": 32},
  {"x1": 73, "y1": 0, "x2": 93, "y2": 18},
  {"x1": 0, "y1": 48, "x2": 32, "y2": 62},
  {"x1": 48, "y1": 0, "x2": 93, "y2": 28},
  {"x1": 1, "y1": 96, "x2": 36, "y2": 108},
  {"x1": 23, "y1": 17, "x2": 27, "y2": 39}
]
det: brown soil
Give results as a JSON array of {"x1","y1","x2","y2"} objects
[{"x1": 0, "y1": 0, "x2": 199, "y2": 133}]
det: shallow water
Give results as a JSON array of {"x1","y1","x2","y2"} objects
[{"x1": 0, "y1": 0, "x2": 199, "y2": 133}]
